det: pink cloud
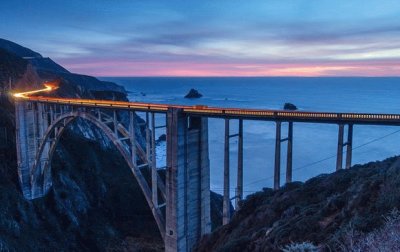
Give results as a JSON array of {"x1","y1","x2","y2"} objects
[{"x1": 57, "y1": 59, "x2": 400, "y2": 77}]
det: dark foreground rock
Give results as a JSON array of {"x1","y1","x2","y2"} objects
[
  {"x1": 184, "y1": 88, "x2": 203, "y2": 98},
  {"x1": 196, "y1": 157, "x2": 400, "y2": 252}
]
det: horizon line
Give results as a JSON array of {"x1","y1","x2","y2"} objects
[{"x1": 96, "y1": 75, "x2": 400, "y2": 78}]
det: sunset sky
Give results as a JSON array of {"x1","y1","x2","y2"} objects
[{"x1": 1, "y1": 0, "x2": 400, "y2": 76}]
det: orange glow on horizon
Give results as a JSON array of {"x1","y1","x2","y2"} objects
[{"x1": 60, "y1": 60, "x2": 400, "y2": 77}]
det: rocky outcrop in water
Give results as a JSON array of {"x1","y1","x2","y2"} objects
[
  {"x1": 184, "y1": 88, "x2": 203, "y2": 98},
  {"x1": 283, "y1": 102, "x2": 297, "y2": 110}
]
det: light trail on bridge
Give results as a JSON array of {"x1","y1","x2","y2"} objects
[{"x1": 13, "y1": 83, "x2": 58, "y2": 98}]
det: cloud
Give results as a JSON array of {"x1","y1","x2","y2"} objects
[{"x1": 3, "y1": 0, "x2": 399, "y2": 76}]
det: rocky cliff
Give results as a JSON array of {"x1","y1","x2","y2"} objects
[
  {"x1": 0, "y1": 38, "x2": 126, "y2": 99},
  {"x1": 196, "y1": 157, "x2": 400, "y2": 252},
  {"x1": 0, "y1": 39, "x2": 227, "y2": 251}
]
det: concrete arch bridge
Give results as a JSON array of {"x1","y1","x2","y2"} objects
[{"x1": 14, "y1": 88, "x2": 400, "y2": 251}]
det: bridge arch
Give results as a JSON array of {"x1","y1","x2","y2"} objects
[{"x1": 30, "y1": 111, "x2": 165, "y2": 239}]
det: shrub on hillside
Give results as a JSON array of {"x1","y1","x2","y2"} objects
[
  {"x1": 338, "y1": 208, "x2": 400, "y2": 251},
  {"x1": 281, "y1": 241, "x2": 319, "y2": 252}
]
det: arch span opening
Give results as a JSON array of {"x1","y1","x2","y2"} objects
[{"x1": 30, "y1": 111, "x2": 165, "y2": 240}]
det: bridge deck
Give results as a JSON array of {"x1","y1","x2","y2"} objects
[{"x1": 19, "y1": 96, "x2": 400, "y2": 126}]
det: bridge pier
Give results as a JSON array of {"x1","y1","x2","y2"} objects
[
  {"x1": 223, "y1": 119, "x2": 230, "y2": 225},
  {"x1": 165, "y1": 108, "x2": 211, "y2": 252},
  {"x1": 274, "y1": 121, "x2": 281, "y2": 190},
  {"x1": 345, "y1": 124, "x2": 353, "y2": 169},
  {"x1": 151, "y1": 113, "x2": 158, "y2": 208},
  {"x1": 15, "y1": 102, "x2": 53, "y2": 199},
  {"x1": 274, "y1": 121, "x2": 294, "y2": 190},
  {"x1": 129, "y1": 111, "x2": 137, "y2": 168},
  {"x1": 222, "y1": 119, "x2": 244, "y2": 217},
  {"x1": 236, "y1": 119, "x2": 243, "y2": 210},
  {"x1": 336, "y1": 124, "x2": 353, "y2": 170},
  {"x1": 286, "y1": 122, "x2": 293, "y2": 183},
  {"x1": 146, "y1": 112, "x2": 151, "y2": 170},
  {"x1": 16, "y1": 101, "x2": 35, "y2": 199},
  {"x1": 336, "y1": 124, "x2": 344, "y2": 170}
]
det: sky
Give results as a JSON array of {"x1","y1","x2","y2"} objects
[{"x1": 1, "y1": 0, "x2": 400, "y2": 77}]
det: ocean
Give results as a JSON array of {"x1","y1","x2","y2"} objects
[{"x1": 100, "y1": 77, "x2": 400, "y2": 196}]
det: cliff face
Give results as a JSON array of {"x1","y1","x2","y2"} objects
[
  {"x1": 0, "y1": 39, "x2": 228, "y2": 251},
  {"x1": 0, "y1": 48, "x2": 30, "y2": 90},
  {"x1": 196, "y1": 157, "x2": 400, "y2": 252},
  {"x1": 0, "y1": 38, "x2": 126, "y2": 99},
  {"x1": 0, "y1": 38, "x2": 164, "y2": 251},
  {"x1": 0, "y1": 38, "x2": 42, "y2": 58},
  {"x1": 0, "y1": 125, "x2": 163, "y2": 251}
]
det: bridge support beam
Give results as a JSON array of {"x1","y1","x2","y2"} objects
[
  {"x1": 165, "y1": 108, "x2": 211, "y2": 252},
  {"x1": 345, "y1": 124, "x2": 353, "y2": 169},
  {"x1": 15, "y1": 101, "x2": 36, "y2": 199},
  {"x1": 129, "y1": 111, "x2": 137, "y2": 167},
  {"x1": 336, "y1": 124, "x2": 344, "y2": 170},
  {"x1": 286, "y1": 122, "x2": 293, "y2": 184},
  {"x1": 273, "y1": 121, "x2": 294, "y2": 189},
  {"x1": 151, "y1": 113, "x2": 158, "y2": 207},
  {"x1": 223, "y1": 119, "x2": 230, "y2": 225},
  {"x1": 146, "y1": 112, "x2": 151, "y2": 170},
  {"x1": 235, "y1": 119, "x2": 243, "y2": 210},
  {"x1": 15, "y1": 101, "x2": 53, "y2": 199},
  {"x1": 274, "y1": 121, "x2": 281, "y2": 190}
]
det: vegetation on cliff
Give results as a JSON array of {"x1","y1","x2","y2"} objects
[
  {"x1": 196, "y1": 157, "x2": 400, "y2": 251},
  {"x1": 0, "y1": 38, "x2": 229, "y2": 251},
  {"x1": 0, "y1": 48, "x2": 28, "y2": 88}
]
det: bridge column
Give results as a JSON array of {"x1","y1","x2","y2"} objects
[
  {"x1": 15, "y1": 101, "x2": 35, "y2": 199},
  {"x1": 151, "y1": 113, "x2": 158, "y2": 207},
  {"x1": 129, "y1": 111, "x2": 137, "y2": 169},
  {"x1": 113, "y1": 110, "x2": 118, "y2": 135},
  {"x1": 16, "y1": 101, "x2": 50, "y2": 199},
  {"x1": 146, "y1": 112, "x2": 151, "y2": 170},
  {"x1": 336, "y1": 124, "x2": 344, "y2": 170},
  {"x1": 165, "y1": 108, "x2": 211, "y2": 252},
  {"x1": 223, "y1": 119, "x2": 230, "y2": 225},
  {"x1": 235, "y1": 119, "x2": 243, "y2": 210},
  {"x1": 274, "y1": 121, "x2": 281, "y2": 190},
  {"x1": 345, "y1": 124, "x2": 353, "y2": 169},
  {"x1": 37, "y1": 103, "x2": 52, "y2": 196},
  {"x1": 286, "y1": 122, "x2": 293, "y2": 183},
  {"x1": 273, "y1": 121, "x2": 294, "y2": 189}
]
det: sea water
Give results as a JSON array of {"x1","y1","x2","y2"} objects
[{"x1": 100, "y1": 77, "x2": 400, "y2": 196}]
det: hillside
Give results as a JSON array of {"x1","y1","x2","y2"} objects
[
  {"x1": 0, "y1": 38, "x2": 126, "y2": 99},
  {"x1": 196, "y1": 156, "x2": 400, "y2": 251},
  {"x1": 0, "y1": 38, "x2": 159, "y2": 251},
  {"x1": 0, "y1": 38, "x2": 230, "y2": 251},
  {"x1": 0, "y1": 38, "x2": 42, "y2": 58},
  {"x1": 0, "y1": 48, "x2": 28, "y2": 89}
]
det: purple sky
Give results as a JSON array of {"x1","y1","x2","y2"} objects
[{"x1": 1, "y1": 0, "x2": 400, "y2": 76}]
